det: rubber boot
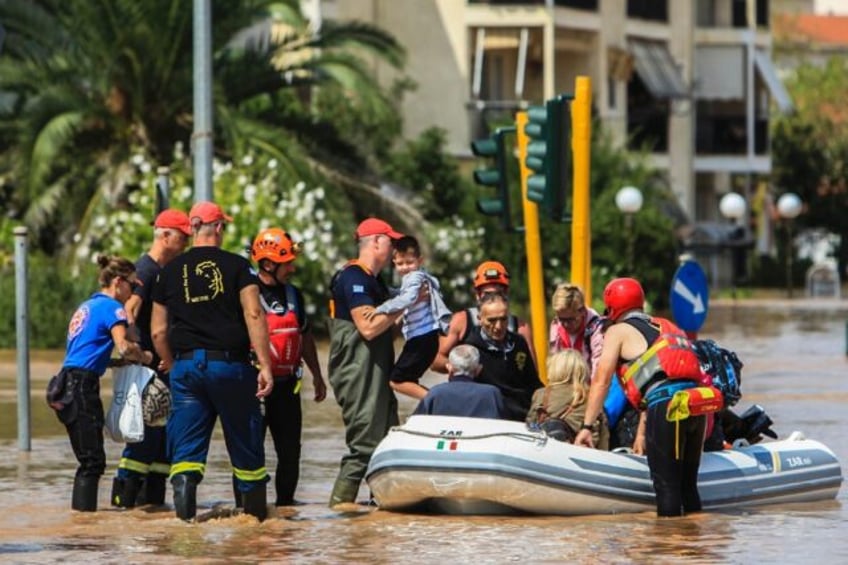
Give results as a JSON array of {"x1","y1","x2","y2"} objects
[
  {"x1": 72, "y1": 475, "x2": 99, "y2": 512},
  {"x1": 110, "y1": 476, "x2": 143, "y2": 508},
  {"x1": 241, "y1": 486, "x2": 267, "y2": 522},
  {"x1": 171, "y1": 474, "x2": 197, "y2": 521},
  {"x1": 232, "y1": 475, "x2": 242, "y2": 508},
  {"x1": 138, "y1": 474, "x2": 167, "y2": 506},
  {"x1": 328, "y1": 478, "x2": 360, "y2": 509}
]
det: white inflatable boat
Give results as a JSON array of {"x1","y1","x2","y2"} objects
[{"x1": 365, "y1": 415, "x2": 843, "y2": 515}]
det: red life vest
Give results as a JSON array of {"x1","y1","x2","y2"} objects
[
  {"x1": 262, "y1": 284, "x2": 303, "y2": 377},
  {"x1": 616, "y1": 317, "x2": 704, "y2": 409}
]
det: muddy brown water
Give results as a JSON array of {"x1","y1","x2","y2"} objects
[{"x1": 0, "y1": 299, "x2": 846, "y2": 563}]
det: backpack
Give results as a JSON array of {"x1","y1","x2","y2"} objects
[{"x1": 692, "y1": 339, "x2": 743, "y2": 407}]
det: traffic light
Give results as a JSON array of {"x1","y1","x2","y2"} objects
[
  {"x1": 471, "y1": 126, "x2": 515, "y2": 230},
  {"x1": 524, "y1": 95, "x2": 571, "y2": 220}
]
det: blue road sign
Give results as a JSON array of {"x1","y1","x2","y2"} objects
[{"x1": 670, "y1": 260, "x2": 709, "y2": 332}]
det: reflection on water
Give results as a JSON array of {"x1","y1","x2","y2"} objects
[{"x1": 0, "y1": 302, "x2": 846, "y2": 563}]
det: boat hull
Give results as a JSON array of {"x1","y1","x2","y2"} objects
[{"x1": 366, "y1": 415, "x2": 843, "y2": 515}]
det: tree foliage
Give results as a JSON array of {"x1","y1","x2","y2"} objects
[{"x1": 771, "y1": 56, "x2": 848, "y2": 273}]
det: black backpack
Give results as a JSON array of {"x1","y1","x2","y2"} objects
[{"x1": 692, "y1": 339, "x2": 743, "y2": 407}]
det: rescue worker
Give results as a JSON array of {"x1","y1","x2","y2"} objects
[
  {"x1": 327, "y1": 218, "x2": 405, "y2": 508},
  {"x1": 461, "y1": 291, "x2": 541, "y2": 421},
  {"x1": 150, "y1": 201, "x2": 274, "y2": 521},
  {"x1": 432, "y1": 260, "x2": 535, "y2": 372},
  {"x1": 575, "y1": 278, "x2": 707, "y2": 517},
  {"x1": 111, "y1": 208, "x2": 191, "y2": 508},
  {"x1": 55, "y1": 255, "x2": 152, "y2": 511},
  {"x1": 249, "y1": 228, "x2": 327, "y2": 506}
]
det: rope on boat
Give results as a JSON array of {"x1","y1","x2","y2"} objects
[{"x1": 389, "y1": 426, "x2": 546, "y2": 444}]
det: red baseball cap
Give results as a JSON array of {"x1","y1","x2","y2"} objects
[
  {"x1": 153, "y1": 209, "x2": 191, "y2": 236},
  {"x1": 355, "y1": 218, "x2": 404, "y2": 240},
  {"x1": 189, "y1": 201, "x2": 233, "y2": 225}
]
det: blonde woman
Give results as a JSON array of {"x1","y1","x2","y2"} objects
[
  {"x1": 526, "y1": 350, "x2": 608, "y2": 449},
  {"x1": 548, "y1": 283, "x2": 605, "y2": 380}
]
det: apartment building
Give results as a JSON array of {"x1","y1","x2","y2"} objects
[{"x1": 311, "y1": 0, "x2": 791, "y2": 230}]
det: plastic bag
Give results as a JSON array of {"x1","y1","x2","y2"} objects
[{"x1": 106, "y1": 365, "x2": 154, "y2": 443}]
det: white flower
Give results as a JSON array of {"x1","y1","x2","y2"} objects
[
  {"x1": 244, "y1": 184, "x2": 257, "y2": 203},
  {"x1": 73, "y1": 233, "x2": 82, "y2": 243},
  {"x1": 314, "y1": 187, "x2": 325, "y2": 200},
  {"x1": 131, "y1": 154, "x2": 145, "y2": 166},
  {"x1": 315, "y1": 209, "x2": 326, "y2": 221},
  {"x1": 139, "y1": 162, "x2": 152, "y2": 174},
  {"x1": 268, "y1": 159, "x2": 278, "y2": 170},
  {"x1": 305, "y1": 303, "x2": 316, "y2": 315},
  {"x1": 238, "y1": 174, "x2": 248, "y2": 186},
  {"x1": 242, "y1": 154, "x2": 254, "y2": 166}
]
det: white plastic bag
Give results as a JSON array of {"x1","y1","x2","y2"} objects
[{"x1": 106, "y1": 365, "x2": 154, "y2": 443}]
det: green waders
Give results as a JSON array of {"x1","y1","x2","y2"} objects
[{"x1": 327, "y1": 317, "x2": 398, "y2": 506}]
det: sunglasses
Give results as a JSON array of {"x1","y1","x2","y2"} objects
[{"x1": 120, "y1": 277, "x2": 141, "y2": 291}]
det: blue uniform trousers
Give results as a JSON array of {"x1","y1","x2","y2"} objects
[{"x1": 166, "y1": 351, "x2": 268, "y2": 492}]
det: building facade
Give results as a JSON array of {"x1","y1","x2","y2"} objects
[{"x1": 313, "y1": 0, "x2": 791, "y2": 231}]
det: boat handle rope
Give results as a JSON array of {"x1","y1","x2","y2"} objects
[{"x1": 389, "y1": 426, "x2": 546, "y2": 444}]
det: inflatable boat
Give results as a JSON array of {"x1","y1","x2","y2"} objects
[{"x1": 365, "y1": 415, "x2": 843, "y2": 515}]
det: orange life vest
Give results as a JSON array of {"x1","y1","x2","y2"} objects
[
  {"x1": 262, "y1": 284, "x2": 303, "y2": 377},
  {"x1": 616, "y1": 317, "x2": 704, "y2": 409}
]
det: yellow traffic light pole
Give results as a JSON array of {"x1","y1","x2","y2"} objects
[
  {"x1": 516, "y1": 111, "x2": 549, "y2": 384},
  {"x1": 570, "y1": 77, "x2": 592, "y2": 304}
]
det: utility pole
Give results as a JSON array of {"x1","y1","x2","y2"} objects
[{"x1": 193, "y1": 0, "x2": 213, "y2": 202}]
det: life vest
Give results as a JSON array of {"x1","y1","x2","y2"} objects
[
  {"x1": 262, "y1": 283, "x2": 303, "y2": 377},
  {"x1": 616, "y1": 316, "x2": 703, "y2": 409}
]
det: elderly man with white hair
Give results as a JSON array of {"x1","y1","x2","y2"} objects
[{"x1": 413, "y1": 344, "x2": 506, "y2": 419}]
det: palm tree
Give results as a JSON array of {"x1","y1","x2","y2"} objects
[{"x1": 0, "y1": 0, "x2": 419, "y2": 252}]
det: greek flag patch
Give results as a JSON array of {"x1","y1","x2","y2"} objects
[{"x1": 352, "y1": 284, "x2": 365, "y2": 293}]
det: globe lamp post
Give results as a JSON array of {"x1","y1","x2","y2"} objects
[
  {"x1": 777, "y1": 193, "x2": 803, "y2": 298},
  {"x1": 615, "y1": 186, "x2": 643, "y2": 275},
  {"x1": 719, "y1": 192, "x2": 746, "y2": 298}
]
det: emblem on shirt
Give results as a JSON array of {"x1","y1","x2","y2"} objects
[
  {"x1": 352, "y1": 284, "x2": 365, "y2": 294},
  {"x1": 183, "y1": 261, "x2": 225, "y2": 303},
  {"x1": 68, "y1": 305, "x2": 90, "y2": 339},
  {"x1": 115, "y1": 307, "x2": 127, "y2": 321},
  {"x1": 515, "y1": 351, "x2": 527, "y2": 372}
]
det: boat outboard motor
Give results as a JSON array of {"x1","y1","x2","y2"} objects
[{"x1": 723, "y1": 404, "x2": 777, "y2": 445}]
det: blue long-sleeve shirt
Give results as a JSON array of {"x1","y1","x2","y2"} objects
[{"x1": 376, "y1": 269, "x2": 451, "y2": 340}]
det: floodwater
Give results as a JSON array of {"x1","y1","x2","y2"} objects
[{"x1": 0, "y1": 299, "x2": 846, "y2": 564}]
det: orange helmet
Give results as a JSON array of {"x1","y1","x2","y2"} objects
[
  {"x1": 474, "y1": 261, "x2": 510, "y2": 289},
  {"x1": 603, "y1": 277, "x2": 645, "y2": 321},
  {"x1": 251, "y1": 228, "x2": 299, "y2": 264}
]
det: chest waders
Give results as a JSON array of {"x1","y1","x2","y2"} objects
[{"x1": 327, "y1": 318, "x2": 398, "y2": 506}]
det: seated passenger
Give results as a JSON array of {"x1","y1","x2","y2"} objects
[
  {"x1": 526, "y1": 350, "x2": 609, "y2": 449},
  {"x1": 413, "y1": 345, "x2": 506, "y2": 419}
]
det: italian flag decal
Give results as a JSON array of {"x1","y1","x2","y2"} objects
[{"x1": 436, "y1": 440, "x2": 458, "y2": 451}]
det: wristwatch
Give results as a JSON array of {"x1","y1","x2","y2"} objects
[{"x1": 580, "y1": 423, "x2": 594, "y2": 431}]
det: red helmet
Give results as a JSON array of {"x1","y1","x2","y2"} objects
[
  {"x1": 603, "y1": 277, "x2": 645, "y2": 321},
  {"x1": 251, "y1": 228, "x2": 299, "y2": 264},
  {"x1": 474, "y1": 261, "x2": 510, "y2": 289}
]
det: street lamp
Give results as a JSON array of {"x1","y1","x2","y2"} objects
[
  {"x1": 615, "y1": 186, "x2": 643, "y2": 275},
  {"x1": 719, "y1": 192, "x2": 746, "y2": 297},
  {"x1": 777, "y1": 192, "x2": 803, "y2": 298}
]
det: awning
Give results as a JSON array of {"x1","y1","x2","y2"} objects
[
  {"x1": 753, "y1": 50, "x2": 793, "y2": 113},
  {"x1": 628, "y1": 39, "x2": 687, "y2": 99}
]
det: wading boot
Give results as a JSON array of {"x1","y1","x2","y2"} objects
[
  {"x1": 72, "y1": 475, "x2": 99, "y2": 512},
  {"x1": 241, "y1": 487, "x2": 267, "y2": 522},
  {"x1": 232, "y1": 475, "x2": 242, "y2": 508},
  {"x1": 171, "y1": 474, "x2": 197, "y2": 521},
  {"x1": 137, "y1": 474, "x2": 167, "y2": 506},
  {"x1": 328, "y1": 478, "x2": 360, "y2": 510},
  {"x1": 110, "y1": 476, "x2": 143, "y2": 508}
]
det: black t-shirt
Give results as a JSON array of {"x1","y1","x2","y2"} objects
[
  {"x1": 330, "y1": 263, "x2": 390, "y2": 321},
  {"x1": 133, "y1": 253, "x2": 160, "y2": 352},
  {"x1": 152, "y1": 246, "x2": 259, "y2": 352}
]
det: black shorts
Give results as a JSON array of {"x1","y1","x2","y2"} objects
[{"x1": 389, "y1": 330, "x2": 440, "y2": 384}]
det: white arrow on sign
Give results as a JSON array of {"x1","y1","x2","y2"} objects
[{"x1": 673, "y1": 279, "x2": 705, "y2": 314}]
